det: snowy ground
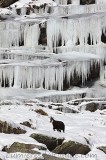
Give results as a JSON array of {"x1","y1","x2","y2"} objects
[
  {"x1": 0, "y1": 82, "x2": 106, "y2": 160},
  {"x1": 0, "y1": 91, "x2": 106, "y2": 160}
]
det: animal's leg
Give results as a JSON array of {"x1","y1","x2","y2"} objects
[
  {"x1": 53, "y1": 127, "x2": 55, "y2": 131},
  {"x1": 57, "y1": 129, "x2": 61, "y2": 132}
]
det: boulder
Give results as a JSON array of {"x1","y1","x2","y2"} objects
[
  {"x1": 20, "y1": 121, "x2": 32, "y2": 128},
  {"x1": 98, "y1": 146, "x2": 106, "y2": 154},
  {"x1": 35, "y1": 109, "x2": 48, "y2": 116},
  {"x1": 86, "y1": 102, "x2": 99, "y2": 112},
  {"x1": 2, "y1": 142, "x2": 46, "y2": 154},
  {"x1": 0, "y1": 120, "x2": 26, "y2": 134},
  {"x1": 53, "y1": 141, "x2": 91, "y2": 156},
  {"x1": 30, "y1": 133, "x2": 64, "y2": 151}
]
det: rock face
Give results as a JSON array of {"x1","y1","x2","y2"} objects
[
  {"x1": 63, "y1": 62, "x2": 100, "y2": 90},
  {"x1": 53, "y1": 141, "x2": 91, "y2": 156},
  {"x1": 2, "y1": 142, "x2": 43, "y2": 154},
  {"x1": 98, "y1": 146, "x2": 106, "y2": 154},
  {"x1": 0, "y1": 0, "x2": 18, "y2": 7},
  {"x1": 30, "y1": 133, "x2": 64, "y2": 151},
  {"x1": 39, "y1": 23, "x2": 47, "y2": 46},
  {"x1": 80, "y1": 0, "x2": 95, "y2": 5},
  {"x1": 0, "y1": 120, "x2": 26, "y2": 134}
]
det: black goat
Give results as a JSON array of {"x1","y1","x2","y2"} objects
[{"x1": 50, "y1": 117, "x2": 65, "y2": 133}]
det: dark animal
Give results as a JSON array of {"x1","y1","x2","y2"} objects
[{"x1": 50, "y1": 117, "x2": 65, "y2": 133}]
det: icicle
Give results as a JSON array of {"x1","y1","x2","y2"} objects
[
  {"x1": 54, "y1": 0, "x2": 67, "y2": 5},
  {"x1": 0, "y1": 56, "x2": 100, "y2": 91},
  {"x1": 71, "y1": 0, "x2": 80, "y2": 5},
  {"x1": 21, "y1": 7, "x2": 27, "y2": 15},
  {"x1": 53, "y1": 0, "x2": 80, "y2": 5},
  {"x1": 24, "y1": 23, "x2": 40, "y2": 48},
  {"x1": 47, "y1": 15, "x2": 106, "y2": 51},
  {"x1": 96, "y1": 0, "x2": 106, "y2": 4},
  {"x1": 0, "y1": 21, "x2": 40, "y2": 48}
]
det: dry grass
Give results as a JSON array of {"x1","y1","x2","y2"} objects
[{"x1": 35, "y1": 109, "x2": 48, "y2": 116}]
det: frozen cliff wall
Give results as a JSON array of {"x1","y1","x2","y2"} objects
[
  {"x1": 80, "y1": 0, "x2": 95, "y2": 5},
  {"x1": 0, "y1": 0, "x2": 106, "y2": 90}
]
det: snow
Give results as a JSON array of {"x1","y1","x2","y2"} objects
[
  {"x1": 0, "y1": 87, "x2": 88, "y2": 103},
  {"x1": 11, "y1": 0, "x2": 57, "y2": 8},
  {"x1": 0, "y1": 97, "x2": 106, "y2": 159},
  {"x1": 0, "y1": 8, "x2": 12, "y2": 15}
]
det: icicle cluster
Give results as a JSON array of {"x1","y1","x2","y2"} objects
[
  {"x1": 0, "y1": 0, "x2": 106, "y2": 90},
  {"x1": 47, "y1": 15, "x2": 106, "y2": 51},
  {"x1": 51, "y1": 4, "x2": 106, "y2": 16},
  {"x1": 96, "y1": 0, "x2": 106, "y2": 4},
  {"x1": 53, "y1": 0, "x2": 106, "y2": 5},
  {"x1": 53, "y1": 0, "x2": 80, "y2": 5},
  {"x1": 38, "y1": 91, "x2": 86, "y2": 103},
  {"x1": 57, "y1": 44, "x2": 106, "y2": 59},
  {"x1": 0, "y1": 22, "x2": 40, "y2": 48},
  {"x1": 0, "y1": 58, "x2": 99, "y2": 90}
]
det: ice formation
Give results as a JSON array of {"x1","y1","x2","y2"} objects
[
  {"x1": 0, "y1": 51, "x2": 101, "y2": 90},
  {"x1": 47, "y1": 15, "x2": 106, "y2": 51},
  {"x1": 53, "y1": 0, "x2": 80, "y2": 5},
  {"x1": 9, "y1": 0, "x2": 106, "y2": 16},
  {"x1": 96, "y1": 0, "x2": 106, "y2": 4},
  {"x1": 0, "y1": 22, "x2": 40, "y2": 48},
  {"x1": 53, "y1": 0, "x2": 106, "y2": 5},
  {"x1": 51, "y1": 4, "x2": 106, "y2": 16},
  {"x1": 0, "y1": 0, "x2": 106, "y2": 91}
]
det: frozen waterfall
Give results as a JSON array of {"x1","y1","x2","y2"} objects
[
  {"x1": 47, "y1": 15, "x2": 106, "y2": 51},
  {"x1": 0, "y1": 0, "x2": 106, "y2": 91},
  {"x1": 0, "y1": 52, "x2": 101, "y2": 90},
  {"x1": 0, "y1": 22, "x2": 40, "y2": 48}
]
